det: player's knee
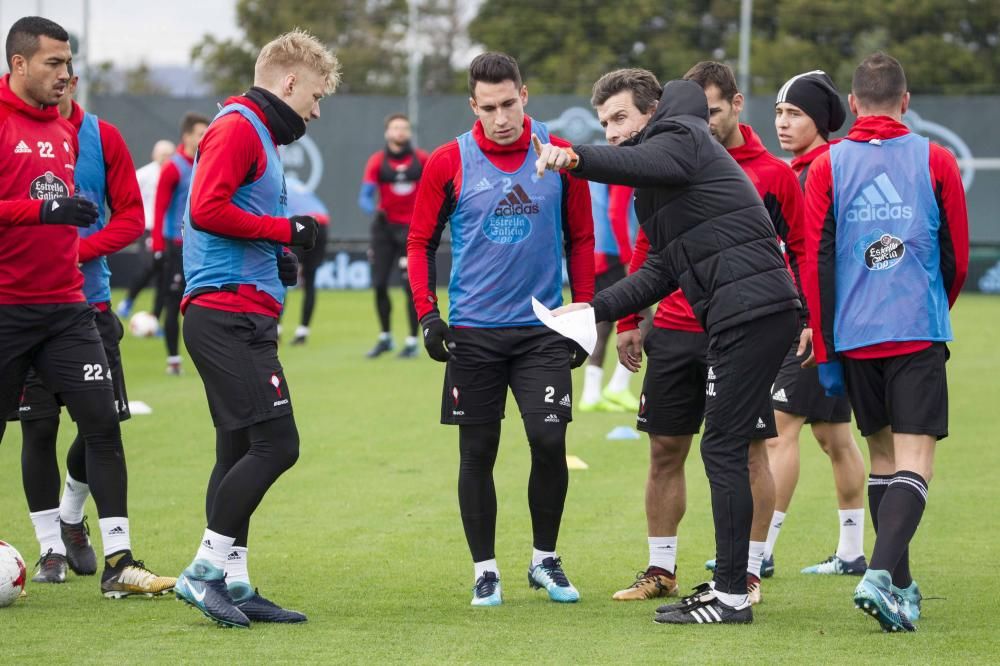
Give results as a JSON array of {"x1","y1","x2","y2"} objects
[
  {"x1": 649, "y1": 435, "x2": 688, "y2": 476},
  {"x1": 262, "y1": 417, "x2": 300, "y2": 473},
  {"x1": 21, "y1": 416, "x2": 60, "y2": 449},
  {"x1": 525, "y1": 416, "x2": 566, "y2": 461},
  {"x1": 459, "y1": 422, "x2": 501, "y2": 464}
]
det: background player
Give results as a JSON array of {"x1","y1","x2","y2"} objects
[
  {"x1": 801, "y1": 52, "x2": 968, "y2": 632},
  {"x1": 579, "y1": 181, "x2": 642, "y2": 413},
  {"x1": 153, "y1": 111, "x2": 209, "y2": 375},
  {"x1": 407, "y1": 52, "x2": 594, "y2": 607},
  {"x1": 117, "y1": 139, "x2": 174, "y2": 319},
  {"x1": 770, "y1": 70, "x2": 868, "y2": 576},
  {"x1": 0, "y1": 15, "x2": 172, "y2": 599},
  {"x1": 173, "y1": 29, "x2": 339, "y2": 629},
  {"x1": 284, "y1": 175, "x2": 330, "y2": 345},
  {"x1": 359, "y1": 113, "x2": 427, "y2": 359}
]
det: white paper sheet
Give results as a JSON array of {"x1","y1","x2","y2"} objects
[{"x1": 531, "y1": 297, "x2": 597, "y2": 354}]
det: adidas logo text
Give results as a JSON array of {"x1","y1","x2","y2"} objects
[
  {"x1": 494, "y1": 184, "x2": 539, "y2": 216},
  {"x1": 544, "y1": 413, "x2": 560, "y2": 423},
  {"x1": 756, "y1": 417, "x2": 766, "y2": 429},
  {"x1": 14, "y1": 140, "x2": 31, "y2": 154},
  {"x1": 843, "y1": 518, "x2": 856, "y2": 526},
  {"x1": 559, "y1": 394, "x2": 571, "y2": 408},
  {"x1": 772, "y1": 388, "x2": 788, "y2": 403},
  {"x1": 295, "y1": 222, "x2": 305, "y2": 232},
  {"x1": 707, "y1": 367, "x2": 716, "y2": 380},
  {"x1": 472, "y1": 177, "x2": 493, "y2": 191},
  {"x1": 846, "y1": 172, "x2": 913, "y2": 223},
  {"x1": 202, "y1": 539, "x2": 212, "y2": 548},
  {"x1": 107, "y1": 526, "x2": 125, "y2": 535},
  {"x1": 227, "y1": 550, "x2": 241, "y2": 561}
]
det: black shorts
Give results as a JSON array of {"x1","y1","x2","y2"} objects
[
  {"x1": 292, "y1": 223, "x2": 328, "y2": 277},
  {"x1": 371, "y1": 215, "x2": 409, "y2": 286},
  {"x1": 595, "y1": 260, "x2": 626, "y2": 294},
  {"x1": 842, "y1": 343, "x2": 949, "y2": 439},
  {"x1": 441, "y1": 326, "x2": 573, "y2": 425},
  {"x1": 771, "y1": 337, "x2": 851, "y2": 424},
  {"x1": 703, "y1": 310, "x2": 799, "y2": 440},
  {"x1": 0, "y1": 304, "x2": 114, "y2": 419},
  {"x1": 637, "y1": 327, "x2": 709, "y2": 436},
  {"x1": 183, "y1": 303, "x2": 292, "y2": 430},
  {"x1": 16, "y1": 308, "x2": 130, "y2": 423}
]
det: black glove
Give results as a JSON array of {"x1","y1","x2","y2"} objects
[
  {"x1": 277, "y1": 251, "x2": 299, "y2": 286},
  {"x1": 568, "y1": 340, "x2": 589, "y2": 369},
  {"x1": 288, "y1": 215, "x2": 318, "y2": 250},
  {"x1": 40, "y1": 196, "x2": 99, "y2": 227},
  {"x1": 420, "y1": 311, "x2": 455, "y2": 362}
]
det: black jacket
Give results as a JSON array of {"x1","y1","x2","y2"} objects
[{"x1": 575, "y1": 80, "x2": 799, "y2": 334}]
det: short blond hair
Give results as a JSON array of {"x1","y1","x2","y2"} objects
[{"x1": 255, "y1": 28, "x2": 341, "y2": 95}]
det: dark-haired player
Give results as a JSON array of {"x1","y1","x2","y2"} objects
[
  {"x1": 1, "y1": 15, "x2": 172, "y2": 598},
  {"x1": 407, "y1": 52, "x2": 594, "y2": 607}
]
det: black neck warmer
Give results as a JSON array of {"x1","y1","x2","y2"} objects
[{"x1": 245, "y1": 86, "x2": 306, "y2": 145}]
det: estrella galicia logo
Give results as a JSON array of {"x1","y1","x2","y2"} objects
[
  {"x1": 854, "y1": 229, "x2": 906, "y2": 270},
  {"x1": 483, "y1": 183, "x2": 536, "y2": 244},
  {"x1": 29, "y1": 171, "x2": 69, "y2": 200},
  {"x1": 846, "y1": 172, "x2": 913, "y2": 223}
]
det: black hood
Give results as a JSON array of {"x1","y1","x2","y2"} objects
[{"x1": 651, "y1": 80, "x2": 710, "y2": 124}]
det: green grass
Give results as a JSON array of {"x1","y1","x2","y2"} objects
[{"x1": 1, "y1": 290, "x2": 998, "y2": 664}]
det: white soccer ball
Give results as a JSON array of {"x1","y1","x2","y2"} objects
[
  {"x1": 0, "y1": 541, "x2": 27, "y2": 608},
  {"x1": 129, "y1": 311, "x2": 160, "y2": 338}
]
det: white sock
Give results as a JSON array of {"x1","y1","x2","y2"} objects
[
  {"x1": 195, "y1": 528, "x2": 235, "y2": 570},
  {"x1": 715, "y1": 590, "x2": 749, "y2": 608},
  {"x1": 607, "y1": 362, "x2": 632, "y2": 393},
  {"x1": 59, "y1": 474, "x2": 90, "y2": 524},
  {"x1": 30, "y1": 508, "x2": 66, "y2": 557},
  {"x1": 405, "y1": 336, "x2": 418, "y2": 347},
  {"x1": 378, "y1": 331, "x2": 391, "y2": 341},
  {"x1": 763, "y1": 510, "x2": 786, "y2": 560},
  {"x1": 98, "y1": 517, "x2": 131, "y2": 557},
  {"x1": 167, "y1": 355, "x2": 182, "y2": 364},
  {"x1": 836, "y1": 508, "x2": 866, "y2": 561},
  {"x1": 225, "y1": 546, "x2": 250, "y2": 585},
  {"x1": 294, "y1": 325, "x2": 309, "y2": 338},
  {"x1": 747, "y1": 540, "x2": 767, "y2": 578},
  {"x1": 473, "y1": 558, "x2": 499, "y2": 582},
  {"x1": 647, "y1": 536, "x2": 677, "y2": 573},
  {"x1": 531, "y1": 548, "x2": 557, "y2": 568},
  {"x1": 582, "y1": 365, "x2": 603, "y2": 404}
]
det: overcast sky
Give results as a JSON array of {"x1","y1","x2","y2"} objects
[{"x1": 0, "y1": 0, "x2": 242, "y2": 66}]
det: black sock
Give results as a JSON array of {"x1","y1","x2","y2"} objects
[
  {"x1": 457, "y1": 423, "x2": 501, "y2": 562},
  {"x1": 867, "y1": 473, "x2": 892, "y2": 533},
  {"x1": 869, "y1": 471, "x2": 928, "y2": 583},
  {"x1": 524, "y1": 414, "x2": 568, "y2": 553}
]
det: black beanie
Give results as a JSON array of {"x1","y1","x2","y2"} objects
[{"x1": 775, "y1": 70, "x2": 846, "y2": 138}]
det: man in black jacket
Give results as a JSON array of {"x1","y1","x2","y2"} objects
[{"x1": 535, "y1": 76, "x2": 800, "y2": 625}]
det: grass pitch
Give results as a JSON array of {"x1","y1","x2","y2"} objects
[{"x1": 0, "y1": 290, "x2": 997, "y2": 664}]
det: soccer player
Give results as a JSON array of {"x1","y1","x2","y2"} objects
[
  {"x1": 173, "y1": 29, "x2": 340, "y2": 629},
  {"x1": 768, "y1": 70, "x2": 869, "y2": 576},
  {"x1": 801, "y1": 52, "x2": 968, "y2": 632},
  {"x1": 285, "y1": 175, "x2": 330, "y2": 345},
  {"x1": 536, "y1": 72, "x2": 800, "y2": 625},
  {"x1": 359, "y1": 113, "x2": 428, "y2": 358},
  {"x1": 117, "y1": 139, "x2": 175, "y2": 318},
  {"x1": 0, "y1": 15, "x2": 172, "y2": 598},
  {"x1": 578, "y1": 181, "x2": 642, "y2": 413},
  {"x1": 153, "y1": 112, "x2": 209, "y2": 375},
  {"x1": 19, "y1": 66, "x2": 151, "y2": 588},
  {"x1": 603, "y1": 64, "x2": 802, "y2": 606},
  {"x1": 407, "y1": 52, "x2": 594, "y2": 607}
]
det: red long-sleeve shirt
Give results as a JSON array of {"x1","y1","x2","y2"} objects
[
  {"x1": 66, "y1": 101, "x2": 144, "y2": 265},
  {"x1": 151, "y1": 146, "x2": 193, "y2": 253},
  {"x1": 182, "y1": 95, "x2": 293, "y2": 317},
  {"x1": 803, "y1": 115, "x2": 969, "y2": 363},
  {"x1": 618, "y1": 124, "x2": 805, "y2": 334},
  {"x1": 598, "y1": 184, "x2": 634, "y2": 272},
  {"x1": 0, "y1": 74, "x2": 84, "y2": 304},
  {"x1": 407, "y1": 116, "x2": 595, "y2": 321}
]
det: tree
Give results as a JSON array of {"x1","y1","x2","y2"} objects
[{"x1": 467, "y1": 0, "x2": 1000, "y2": 95}]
